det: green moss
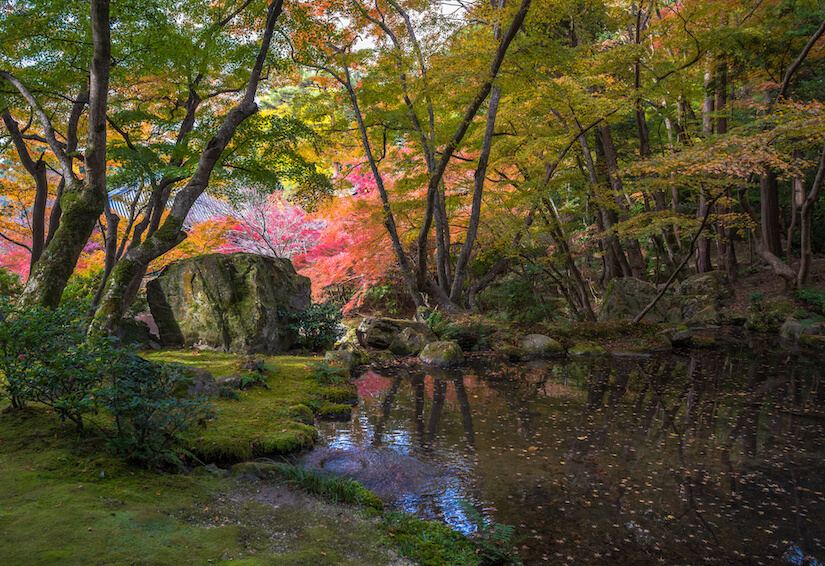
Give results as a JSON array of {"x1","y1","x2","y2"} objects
[
  {"x1": 568, "y1": 341, "x2": 608, "y2": 356},
  {"x1": 285, "y1": 404, "x2": 315, "y2": 424}
]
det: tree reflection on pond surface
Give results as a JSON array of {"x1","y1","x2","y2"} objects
[{"x1": 306, "y1": 330, "x2": 825, "y2": 565}]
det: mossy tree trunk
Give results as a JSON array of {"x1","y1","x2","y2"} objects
[
  {"x1": 92, "y1": 0, "x2": 285, "y2": 334},
  {"x1": 3, "y1": 0, "x2": 111, "y2": 309}
]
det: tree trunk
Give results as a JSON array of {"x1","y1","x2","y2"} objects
[
  {"x1": 11, "y1": 0, "x2": 110, "y2": 309},
  {"x1": 450, "y1": 85, "x2": 502, "y2": 304},
  {"x1": 797, "y1": 141, "x2": 825, "y2": 286},
  {"x1": 760, "y1": 170, "x2": 783, "y2": 257},
  {"x1": 598, "y1": 124, "x2": 646, "y2": 278}
]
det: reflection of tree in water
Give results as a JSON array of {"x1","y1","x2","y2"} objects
[
  {"x1": 354, "y1": 340, "x2": 824, "y2": 564},
  {"x1": 543, "y1": 344, "x2": 825, "y2": 564}
]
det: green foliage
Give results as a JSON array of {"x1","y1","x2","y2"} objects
[
  {"x1": 749, "y1": 292, "x2": 767, "y2": 308},
  {"x1": 0, "y1": 268, "x2": 23, "y2": 298},
  {"x1": 361, "y1": 281, "x2": 415, "y2": 317},
  {"x1": 382, "y1": 512, "x2": 482, "y2": 566},
  {"x1": 477, "y1": 268, "x2": 564, "y2": 323},
  {"x1": 0, "y1": 299, "x2": 212, "y2": 465},
  {"x1": 459, "y1": 501, "x2": 523, "y2": 565},
  {"x1": 796, "y1": 287, "x2": 825, "y2": 316},
  {"x1": 100, "y1": 354, "x2": 214, "y2": 465},
  {"x1": 286, "y1": 302, "x2": 343, "y2": 351},
  {"x1": 308, "y1": 362, "x2": 349, "y2": 385},
  {"x1": 61, "y1": 269, "x2": 104, "y2": 305}
]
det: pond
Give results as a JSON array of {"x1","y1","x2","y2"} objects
[{"x1": 304, "y1": 329, "x2": 825, "y2": 565}]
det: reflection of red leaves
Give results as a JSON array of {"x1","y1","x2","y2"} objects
[{"x1": 355, "y1": 370, "x2": 392, "y2": 398}]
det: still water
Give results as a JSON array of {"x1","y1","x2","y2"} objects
[{"x1": 306, "y1": 329, "x2": 825, "y2": 565}]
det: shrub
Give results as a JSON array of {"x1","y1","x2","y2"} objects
[
  {"x1": 99, "y1": 352, "x2": 214, "y2": 465},
  {"x1": 286, "y1": 302, "x2": 343, "y2": 351},
  {"x1": 61, "y1": 269, "x2": 104, "y2": 305},
  {"x1": 308, "y1": 362, "x2": 349, "y2": 385},
  {"x1": 0, "y1": 299, "x2": 212, "y2": 465}
]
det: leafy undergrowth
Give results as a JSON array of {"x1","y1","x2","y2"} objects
[{"x1": 0, "y1": 406, "x2": 405, "y2": 565}]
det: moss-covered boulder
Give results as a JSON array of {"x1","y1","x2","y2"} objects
[
  {"x1": 677, "y1": 271, "x2": 734, "y2": 302},
  {"x1": 174, "y1": 366, "x2": 219, "y2": 398},
  {"x1": 659, "y1": 326, "x2": 692, "y2": 345},
  {"x1": 389, "y1": 327, "x2": 429, "y2": 356},
  {"x1": 496, "y1": 345, "x2": 530, "y2": 362},
  {"x1": 745, "y1": 298, "x2": 796, "y2": 333},
  {"x1": 519, "y1": 334, "x2": 565, "y2": 357},
  {"x1": 324, "y1": 349, "x2": 360, "y2": 372},
  {"x1": 677, "y1": 271, "x2": 734, "y2": 326},
  {"x1": 419, "y1": 341, "x2": 464, "y2": 367},
  {"x1": 147, "y1": 253, "x2": 310, "y2": 353}
]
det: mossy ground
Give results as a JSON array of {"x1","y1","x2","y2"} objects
[
  {"x1": 0, "y1": 349, "x2": 494, "y2": 565},
  {"x1": 141, "y1": 352, "x2": 348, "y2": 464},
  {"x1": 0, "y1": 405, "x2": 410, "y2": 565}
]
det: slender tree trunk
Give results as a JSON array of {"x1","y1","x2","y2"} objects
[
  {"x1": 450, "y1": 86, "x2": 502, "y2": 303},
  {"x1": 797, "y1": 141, "x2": 825, "y2": 286},
  {"x1": 2, "y1": 111, "x2": 49, "y2": 267},
  {"x1": 760, "y1": 170, "x2": 783, "y2": 257},
  {"x1": 598, "y1": 124, "x2": 646, "y2": 278}
]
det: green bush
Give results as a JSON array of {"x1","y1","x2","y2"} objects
[
  {"x1": 100, "y1": 353, "x2": 214, "y2": 465},
  {"x1": 61, "y1": 269, "x2": 104, "y2": 305},
  {"x1": 286, "y1": 302, "x2": 342, "y2": 351},
  {"x1": 0, "y1": 268, "x2": 23, "y2": 298}
]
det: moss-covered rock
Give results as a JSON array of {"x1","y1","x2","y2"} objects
[
  {"x1": 324, "y1": 349, "x2": 360, "y2": 372},
  {"x1": 171, "y1": 366, "x2": 219, "y2": 398},
  {"x1": 496, "y1": 345, "x2": 530, "y2": 362},
  {"x1": 519, "y1": 334, "x2": 565, "y2": 357},
  {"x1": 369, "y1": 350, "x2": 395, "y2": 363},
  {"x1": 146, "y1": 252, "x2": 310, "y2": 353},
  {"x1": 356, "y1": 317, "x2": 436, "y2": 349},
  {"x1": 658, "y1": 326, "x2": 692, "y2": 347},
  {"x1": 598, "y1": 278, "x2": 670, "y2": 323},
  {"x1": 286, "y1": 404, "x2": 315, "y2": 425},
  {"x1": 799, "y1": 334, "x2": 825, "y2": 349},
  {"x1": 323, "y1": 388, "x2": 358, "y2": 406},
  {"x1": 389, "y1": 326, "x2": 429, "y2": 356},
  {"x1": 316, "y1": 403, "x2": 353, "y2": 421},
  {"x1": 419, "y1": 341, "x2": 464, "y2": 366}
]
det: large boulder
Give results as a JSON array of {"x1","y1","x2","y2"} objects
[
  {"x1": 598, "y1": 277, "x2": 670, "y2": 323},
  {"x1": 677, "y1": 271, "x2": 734, "y2": 326},
  {"x1": 147, "y1": 253, "x2": 310, "y2": 353},
  {"x1": 419, "y1": 341, "x2": 464, "y2": 366},
  {"x1": 389, "y1": 327, "x2": 429, "y2": 356}
]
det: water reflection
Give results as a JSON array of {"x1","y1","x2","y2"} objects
[{"x1": 306, "y1": 331, "x2": 825, "y2": 565}]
